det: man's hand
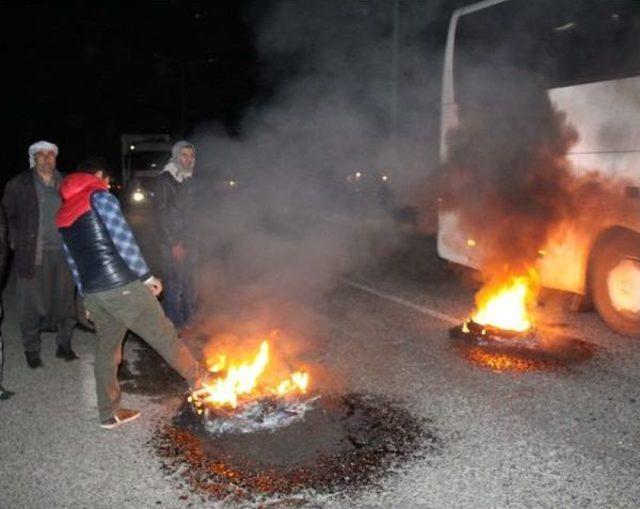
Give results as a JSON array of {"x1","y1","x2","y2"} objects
[
  {"x1": 85, "y1": 309, "x2": 92, "y2": 322},
  {"x1": 172, "y1": 242, "x2": 186, "y2": 263},
  {"x1": 144, "y1": 276, "x2": 163, "y2": 296}
]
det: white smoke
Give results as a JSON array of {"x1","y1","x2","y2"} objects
[{"x1": 187, "y1": 0, "x2": 443, "y2": 325}]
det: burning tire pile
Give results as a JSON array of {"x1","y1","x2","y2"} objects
[
  {"x1": 448, "y1": 273, "x2": 597, "y2": 373},
  {"x1": 150, "y1": 392, "x2": 438, "y2": 504}
]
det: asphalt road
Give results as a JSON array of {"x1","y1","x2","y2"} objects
[{"x1": 0, "y1": 234, "x2": 639, "y2": 508}]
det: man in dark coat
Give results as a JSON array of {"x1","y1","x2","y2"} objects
[
  {"x1": 57, "y1": 158, "x2": 202, "y2": 429},
  {"x1": 3, "y1": 141, "x2": 77, "y2": 368},
  {"x1": 153, "y1": 140, "x2": 197, "y2": 330},
  {"x1": 0, "y1": 203, "x2": 12, "y2": 400}
]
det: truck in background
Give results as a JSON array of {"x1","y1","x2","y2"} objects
[{"x1": 120, "y1": 133, "x2": 173, "y2": 206}]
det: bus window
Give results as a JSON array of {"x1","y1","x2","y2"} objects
[
  {"x1": 454, "y1": 0, "x2": 640, "y2": 106},
  {"x1": 549, "y1": 1, "x2": 640, "y2": 87}
]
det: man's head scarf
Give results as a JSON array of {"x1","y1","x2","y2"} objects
[
  {"x1": 28, "y1": 140, "x2": 59, "y2": 169},
  {"x1": 162, "y1": 140, "x2": 195, "y2": 182}
]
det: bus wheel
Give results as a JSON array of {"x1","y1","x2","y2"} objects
[{"x1": 591, "y1": 230, "x2": 640, "y2": 338}]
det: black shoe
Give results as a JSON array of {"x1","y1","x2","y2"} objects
[
  {"x1": 56, "y1": 344, "x2": 79, "y2": 361},
  {"x1": 25, "y1": 351, "x2": 43, "y2": 369},
  {"x1": 0, "y1": 386, "x2": 15, "y2": 400}
]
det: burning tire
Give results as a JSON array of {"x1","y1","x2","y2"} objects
[{"x1": 591, "y1": 229, "x2": 640, "y2": 338}]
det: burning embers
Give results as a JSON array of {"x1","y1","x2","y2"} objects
[
  {"x1": 188, "y1": 338, "x2": 314, "y2": 434},
  {"x1": 454, "y1": 271, "x2": 539, "y2": 344},
  {"x1": 152, "y1": 393, "x2": 437, "y2": 503},
  {"x1": 148, "y1": 333, "x2": 437, "y2": 503},
  {"x1": 451, "y1": 270, "x2": 595, "y2": 372}
]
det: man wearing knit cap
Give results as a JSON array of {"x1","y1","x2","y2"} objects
[
  {"x1": 153, "y1": 140, "x2": 197, "y2": 330},
  {"x1": 3, "y1": 141, "x2": 78, "y2": 368}
]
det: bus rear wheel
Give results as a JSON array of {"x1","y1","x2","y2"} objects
[{"x1": 591, "y1": 230, "x2": 640, "y2": 338}]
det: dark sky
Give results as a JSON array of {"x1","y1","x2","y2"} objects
[
  {"x1": 2, "y1": 2, "x2": 260, "y2": 179},
  {"x1": 2, "y1": 1, "x2": 472, "y2": 185}
]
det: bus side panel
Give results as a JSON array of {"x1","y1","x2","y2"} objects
[
  {"x1": 549, "y1": 77, "x2": 640, "y2": 167},
  {"x1": 535, "y1": 225, "x2": 585, "y2": 294},
  {"x1": 537, "y1": 79, "x2": 640, "y2": 293},
  {"x1": 437, "y1": 210, "x2": 482, "y2": 270}
]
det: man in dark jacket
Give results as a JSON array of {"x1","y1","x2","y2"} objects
[
  {"x1": 0, "y1": 203, "x2": 12, "y2": 400},
  {"x1": 57, "y1": 158, "x2": 202, "y2": 429},
  {"x1": 3, "y1": 141, "x2": 77, "y2": 368},
  {"x1": 153, "y1": 140, "x2": 197, "y2": 329}
]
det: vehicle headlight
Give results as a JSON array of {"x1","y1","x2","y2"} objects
[{"x1": 131, "y1": 190, "x2": 145, "y2": 202}]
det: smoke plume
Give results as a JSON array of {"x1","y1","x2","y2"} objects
[
  {"x1": 441, "y1": 66, "x2": 630, "y2": 277},
  {"x1": 183, "y1": 0, "x2": 441, "y2": 344}
]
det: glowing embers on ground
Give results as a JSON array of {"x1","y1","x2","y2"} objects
[
  {"x1": 458, "y1": 344, "x2": 562, "y2": 373},
  {"x1": 188, "y1": 339, "x2": 313, "y2": 434},
  {"x1": 454, "y1": 332, "x2": 596, "y2": 373},
  {"x1": 450, "y1": 270, "x2": 596, "y2": 372},
  {"x1": 450, "y1": 269, "x2": 596, "y2": 372},
  {"x1": 152, "y1": 393, "x2": 437, "y2": 503}
]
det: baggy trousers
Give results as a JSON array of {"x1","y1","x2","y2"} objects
[
  {"x1": 0, "y1": 303, "x2": 4, "y2": 387},
  {"x1": 83, "y1": 280, "x2": 199, "y2": 421},
  {"x1": 160, "y1": 245, "x2": 196, "y2": 329},
  {"x1": 16, "y1": 248, "x2": 77, "y2": 353}
]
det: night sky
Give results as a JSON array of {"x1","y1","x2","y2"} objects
[
  {"x1": 3, "y1": 2, "x2": 262, "y2": 180},
  {"x1": 2, "y1": 1, "x2": 471, "y2": 186}
]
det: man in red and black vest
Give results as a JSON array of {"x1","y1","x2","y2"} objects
[{"x1": 56, "y1": 158, "x2": 201, "y2": 429}]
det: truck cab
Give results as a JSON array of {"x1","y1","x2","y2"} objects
[{"x1": 120, "y1": 133, "x2": 173, "y2": 206}]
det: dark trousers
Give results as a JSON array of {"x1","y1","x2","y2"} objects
[
  {"x1": 16, "y1": 248, "x2": 77, "y2": 353},
  {"x1": 160, "y1": 245, "x2": 196, "y2": 329},
  {"x1": 84, "y1": 280, "x2": 199, "y2": 420},
  {"x1": 0, "y1": 304, "x2": 4, "y2": 387}
]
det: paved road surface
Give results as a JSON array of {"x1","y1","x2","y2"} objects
[{"x1": 1, "y1": 236, "x2": 638, "y2": 508}]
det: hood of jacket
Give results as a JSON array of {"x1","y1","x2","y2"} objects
[{"x1": 56, "y1": 173, "x2": 109, "y2": 228}]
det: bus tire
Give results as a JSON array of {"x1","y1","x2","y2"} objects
[{"x1": 591, "y1": 229, "x2": 640, "y2": 338}]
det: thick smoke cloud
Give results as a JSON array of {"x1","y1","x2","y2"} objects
[
  {"x1": 185, "y1": 0, "x2": 441, "y2": 342},
  {"x1": 442, "y1": 70, "x2": 579, "y2": 273},
  {"x1": 441, "y1": 66, "x2": 630, "y2": 277}
]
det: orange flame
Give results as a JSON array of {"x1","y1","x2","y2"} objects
[
  {"x1": 192, "y1": 340, "x2": 309, "y2": 409},
  {"x1": 207, "y1": 354, "x2": 227, "y2": 373},
  {"x1": 471, "y1": 271, "x2": 539, "y2": 332}
]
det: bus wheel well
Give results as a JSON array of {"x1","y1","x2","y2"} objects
[
  {"x1": 583, "y1": 226, "x2": 639, "y2": 306},
  {"x1": 588, "y1": 226, "x2": 640, "y2": 277},
  {"x1": 587, "y1": 226, "x2": 640, "y2": 338}
]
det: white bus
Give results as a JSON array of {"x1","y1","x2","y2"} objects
[{"x1": 438, "y1": 0, "x2": 640, "y2": 336}]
